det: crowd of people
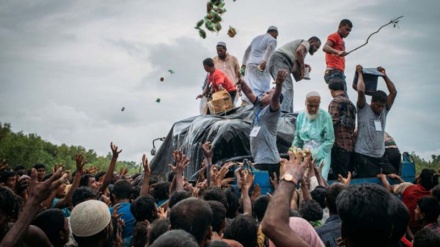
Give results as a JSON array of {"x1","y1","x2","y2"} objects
[{"x1": 1, "y1": 20, "x2": 440, "y2": 247}]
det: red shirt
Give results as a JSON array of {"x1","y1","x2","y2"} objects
[
  {"x1": 209, "y1": 69, "x2": 236, "y2": 93},
  {"x1": 325, "y1": 32, "x2": 345, "y2": 72},
  {"x1": 402, "y1": 184, "x2": 431, "y2": 228}
]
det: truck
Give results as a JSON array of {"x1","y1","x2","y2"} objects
[{"x1": 149, "y1": 105, "x2": 415, "y2": 191}]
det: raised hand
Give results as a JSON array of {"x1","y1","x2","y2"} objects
[
  {"x1": 377, "y1": 66, "x2": 386, "y2": 75},
  {"x1": 274, "y1": 69, "x2": 288, "y2": 85},
  {"x1": 201, "y1": 141, "x2": 213, "y2": 160},
  {"x1": 110, "y1": 142, "x2": 123, "y2": 158},
  {"x1": 28, "y1": 167, "x2": 67, "y2": 206},
  {"x1": 75, "y1": 154, "x2": 87, "y2": 173},
  {"x1": 142, "y1": 154, "x2": 150, "y2": 174},
  {"x1": 338, "y1": 172, "x2": 352, "y2": 187},
  {"x1": 53, "y1": 163, "x2": 64, "y2": 174},
  {"x1": 168, "y1": 150, "x2": 190, "y2": 175},
  {"x1": 269, "y1": 172, "x2": 278, "y2": 190},
  {"x1": 251, "y1": 184, "x2": 261, "y2": 201},
  {"x1": 0, "y1": 159, "x2": 9, "y2": 171}
]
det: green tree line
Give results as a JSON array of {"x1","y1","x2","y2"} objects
[
  {"x1": 1, "y1": 122, "x2": 438, "y2": 176},
  {"x1": 0, "y1": 122, "x2": 141, "y2": 174}
]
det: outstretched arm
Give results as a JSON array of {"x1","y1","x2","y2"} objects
[
  {"x1": 139, "y1": 154, "x2": 151, "y2": 196},
  {"x1": 261, "y1": 149, "x2": 311, "y2": 247},
  {"x1": 236, "y1": 77, "x2": 257, "y2": 104},
  {"x1": 379, "y1": 67, "x2": 397, "y2": 111},
  {"x1": 0, "y1": 168, "x2": 66, "y2": 247},
  {"x1": 270, "y1": 69, "x2": 288, "y2": 111},
  {"x1": 356, "y1": 65, "x2": 366, "y2": 108},
  {"x1": 99, "y1": 142, "x2": 122, "y2": 193}
]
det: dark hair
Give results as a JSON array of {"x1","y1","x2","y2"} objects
[
  {"x1": 225, "y1": 188, "x2": 239, "y2": 218},
  {"x1": 32, "y1": 209, "x2": 67, "y2": 247},
  {"x1": 79, "y1": 174, "x2": 94, "y2": 187},
  {"x1": 149, "y1": 218, "x2": 171, "y2": 245},
  {"x1": 131, "y1": 222, "x2": 149, "y2": 247},
  {"x1": 419, "y1": 169, "x2": 439, "y2": 190},
  {"x1": 150, "y1": 229, "x2": 198, "y2": 247},
  {"x1": 207, "y1": 200, "x2": 226, "y2": 234},
  {"x1": 311, "y1": 186, "x2": 327, "y2": 209},
  {"x1": 112, "y1": 180, "x2": 133, "y2": 200},
  {"x1": 33, "y1": 163, "x2": 46, "y2": 170},
  {"x1": 130, "y1": 195, "x2": 157, "y2": 222},
  {"x1": 0, "y1": 171, "x2": 16, "y2": 183},
  {"x1": 253, "y1": 195, "x2": 269, "y2": 222},
  {"x1": 328, "y1": 80, "x2": 345, "y2": 91},
  {"x1": 417, "y1": 197, "x2": 440, "y2": 223},
  {"x1": 202, "y1": 187, "x2": 228, "y2": 210},
  {"x1": 326, "y1": 183, "x2": 345, "y2": 214},
  {"x1": 413, "y1": 228, "x2": 440, "y2": 247},
  {"x1": 168, "y1": 191, "x2": 192, "y2": 209},
  {"x1": 337, "y1": 184, "x2": 396, "y2": 247},
  {"x1": 388, "y1": 198, "x2": 410, "y2": 244},
  {"x1": 95, "y1": 171, "x2": 106, "y2": 181},
  {"x1": 203, "y1": 58, "x2": 215, "y2": 68},
  {"x1": 228, "y1": 214, "x2": 258, "y2": 247},
  {"x1": 153, "y1": 182, "x2": 170, "y2": 202},
  {"x1": 0, "y1": 186, "x2": 22, "y2": 220},
  {"x1": 72, "y1": 186, "x2": 98, "y2": 207},
  {"x1": 14, "y1": 165, "x2": 25, "y2": 171},
  {"x1": 299, "y1": 199, "x2": 323, "y2": 222},
  {"x1": 170, "y1": 198, "x2": 213, "y2": 245},
  {"x1": 371, "y1": 90, "x2": 387, "y2": 103},
  {"x1": 308, "y1": 36, "x2": 321, "y2": 43},
  {"x1": 74, "y1": 227, "x2": 109, "y2": 246},
  {"x1": 339, "y1": 19, "x2": 353, "y2": 28},
  {"x1": 431, "y1": 184, "x2": 440, "y2": 201}
]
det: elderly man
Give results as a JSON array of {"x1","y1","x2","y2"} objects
[
  {"x1": 353, "y1": 65, "x2": 397, "y2": 178},
  {"x1": 268, "y1": 37, "x2": 321, "y2": 113},
  {"x1": 293, "y1": 92, "x2": 334, "y2": 180},
  {"x1": 323, "y1": 19, "x2": 353, "y2": 92},
  {"x1": 241, "y1": 26, "x2": 278, "y2": 103}
]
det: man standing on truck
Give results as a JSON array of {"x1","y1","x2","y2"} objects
[
  {"x1": 197, "y1": 58, "x2": 237, "y2": 103},
  {"x1": 236, "y1": 69, "x2": 288, "y2": 180},
  {"x1": 327, "y1": 79, "x2": 356, "y2": 180},
  {"x1": 323, "y1": 19, "x2": 353, "y2": 93},
  {"x1": 353, "y1": 65, "x2": 397, "y2": 178},
  {"x1": 241, "y1": 26, "x2": 278, "y2": 103}
]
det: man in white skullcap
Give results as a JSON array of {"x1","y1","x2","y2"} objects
[
  {"x1": 241, "y1": 26, "x2": 279, "y2": 104},
  {"x1": 70, "y1": 200, "x2": 113, "y2": 247},
  {"x1": 293, "y1": 91, "x2": 334, "y2": 180}
]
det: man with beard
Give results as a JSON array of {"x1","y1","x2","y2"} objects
[
  {"x1": 213, "y1": 42, "x2": 241, "y2": 86},
  {"x1": 241, "y1": 26, "x2": 278, "y2": 104},
  {"x1": 323, "y1": 19, "x2": 353, "y2": 92},
  {"x1": 293, "y1": 92, "x2": 334, "y2": 180},
  {"x1": 268, "y1": 37, "x2": 321, "y2": 113},
  {"x1": 353, "y1": 65, "x2": 397, "y2": 178}
]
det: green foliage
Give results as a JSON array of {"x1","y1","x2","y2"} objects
[
  {"x1": 0, "y1": 122, "x2": 141, "y2": 174},
  {"x1": 410, "y1": 151, "x2": 439, "y2": 175}
]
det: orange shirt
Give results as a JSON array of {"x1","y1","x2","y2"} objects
[
  {"x1": 209, "y1": 69, "x2": 236, "y2": 92},
  {"x1": 325, "y1": 32, "x2": 345, "y2": 72}
]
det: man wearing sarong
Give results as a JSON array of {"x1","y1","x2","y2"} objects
[{"x1": 241, "y1": 26, "x2": 278, "y2": 103}]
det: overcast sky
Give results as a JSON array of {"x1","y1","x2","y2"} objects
[{"x1": 1, "y1": 0, "x2": 439, "y2": 163}]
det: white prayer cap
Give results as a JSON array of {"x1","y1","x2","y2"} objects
[
  {"x1": 216, "y1": 41, "x2": 227, "y2": 49},
  {"x1": 70, "y1": 200, "x2": 111, "y2": 237},
  {"x1": 267, "y1": 26, "x2": 278, "y2": 32},
  {"x1": 306, "y1": 91, "x2": 321, "y2": 99}
]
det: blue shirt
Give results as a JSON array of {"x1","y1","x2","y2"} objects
[{"x1": 110, "y1": 202, "x2": 135, "y2": 240}]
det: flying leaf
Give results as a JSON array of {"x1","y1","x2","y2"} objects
[
  {"x1": 156, "y1": 98, "x2": 161, "y2": 103},
  {"x1": 199, "y1": 29, "x2": 207, "y2": 39},
  {"x1": 195, "y1": 19, "x2": 204, "y2": 29},
  {"x1": 168, "y1": 69, "x2": 175, "y2": 74},
  {"x1": 121, "y1": 107, "x2": 125, "y2": 111}
]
